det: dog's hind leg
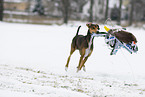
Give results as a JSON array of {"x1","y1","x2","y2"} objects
[{"x1": 65, "y1": 45, "x2": 75, "y2": 71}]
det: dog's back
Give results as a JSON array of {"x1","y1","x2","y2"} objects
[
  {"x1": 71, "y1": 26, "x2": 86, "y2": 50},
  {"x1": 72, "y1": 35, "x2": 88, "y2": 50}
]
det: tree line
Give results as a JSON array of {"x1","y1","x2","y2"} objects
[
  {"x1": 0, "y1": 0, "x2": 145, "y2": 26},
  {"x1": 0, "y1": 0, "x2": 3, "y2": 21}
]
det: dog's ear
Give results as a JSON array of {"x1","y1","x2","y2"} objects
[
  {"x1": 96, "y1": 24, "x2": 100, "y2": 30},
  {"x1": 86, "y1": 23, "x2": 92, "y2": 28}
]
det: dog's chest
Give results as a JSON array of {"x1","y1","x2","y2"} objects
[
  {"x1": 84, "y1": 48, "x2": 91, "y2": 58},
  {"x1": 84, "y1": 36, "x2": 93, "y2": 58}
]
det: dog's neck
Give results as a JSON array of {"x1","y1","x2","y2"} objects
[
  {"x1": 87, "y1": 29, "x2": 93, "y2": 38},
  {"x1": 86, "y1": 30, "x2": 94, "y2": 49}
]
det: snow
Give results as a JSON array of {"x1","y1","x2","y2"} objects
[
  {"x1": 5, "y1": 0, "x2": 27, "y2": 3},
  {"x1": 109, "y1": 0, "x2": 119, "y2": 8},
  {"x1": 4, "y1": 11, "x2": 29, "y2": 16},
  {"x1": 0, "y1": 21, "x2": 145, "y2": 97}
]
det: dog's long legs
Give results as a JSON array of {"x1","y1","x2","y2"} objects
[
  {"x1": 77, "y1": 55, "x2": 84, "y2": 72},
  {"x1": 77, "y1": 48, "x2": 85, "y2": 72},
  {"x1": 65, "y1": 46, "x2": 75, "y2": 71},
  {"x1": 77, "y1": 50, "x2": 93, "y2": 72},
  {"x1": 80, "y1": 56, "x2": 89, "y2": 71}
]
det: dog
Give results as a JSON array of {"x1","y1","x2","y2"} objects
[{"x1": 65, "y1": 23, "x2": 100, "y2": 72}]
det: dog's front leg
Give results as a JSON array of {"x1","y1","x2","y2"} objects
[
  {"x1": 77, "y1": 55, "x2": 84, "y2": 72},
  {"x1": 77, "y1": 56, "x2": 89, "y2": 72},
  {"x1": 77, "y1": 48, "x2": 86, "y2": 72},
  {"x1": 78, "y1": 50, "x2": 93, "y2": 72},
  {"x1": 81, "y1": 56, "x2": 89, "y2": 71}
]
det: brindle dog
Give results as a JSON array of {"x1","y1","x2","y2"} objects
[{"x1": 65, "y1": 23, "x2": 100, "y2": 72}]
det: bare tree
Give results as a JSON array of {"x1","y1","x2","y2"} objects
[
  {"x1": 117, "y1": 0, "x2": 122, "y2": 25},
  {"x1": 78, "y1": 0, "x2": 88, "y2": 13},
  {"x1": 129, "y1": 0, "x2": 134, "y2": 26},
  {"x1": 105, "y1": 0, "x2": 109, "y2": 20},
  {"x1": 61, "y1": 0, "x2": 70, "y2": 24},
  {"x1": 89, "y1": 0, "x2": 94, "y2": 22},
  {"x1": 134, "y1": 0, "x2": 145, "y2": 21},
  {"x1": 0, "y1": 0, "x2": 4, "y2": 21}
]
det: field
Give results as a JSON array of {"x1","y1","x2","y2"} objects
[{"x1": 0, "y1": 21, "x2": 145, "y2": 97}]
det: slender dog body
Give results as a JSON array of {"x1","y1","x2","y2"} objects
[{"x1": 65, "y1": 23, "x2": 100, "y2": 72}]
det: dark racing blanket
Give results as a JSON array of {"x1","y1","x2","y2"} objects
[{"x1": 113, "y1": 30, "x2": 137, "y2": 44}]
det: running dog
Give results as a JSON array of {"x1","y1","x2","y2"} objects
[{"x1": 65, "y1": 23, "x2": 100, "y2": 72}]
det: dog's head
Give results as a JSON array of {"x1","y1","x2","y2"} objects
[{"x1": 86, "y1": 23, "x2": 100, "y2": 34}]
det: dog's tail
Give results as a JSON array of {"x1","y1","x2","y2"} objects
[{"x1": 76, "y1": 26, "x2": 81, "y2": 36}]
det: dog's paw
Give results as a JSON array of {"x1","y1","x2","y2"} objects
[
  {"x1": 65, "y1": 67, "x2": 68, "y2": 71},
  {"x1": 83, "y1": 66, "x2": 86, "y2": 72},
  {"x1": 76, "y1": 68, "x2": 81, "y2": 73},
  {"x1": 76, "y1": 69, "x2": 80, "y2": 73}
]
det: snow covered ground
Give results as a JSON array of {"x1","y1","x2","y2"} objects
[{"x1": 0, "y1": 21, "x2": 145, "y2": 97}]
